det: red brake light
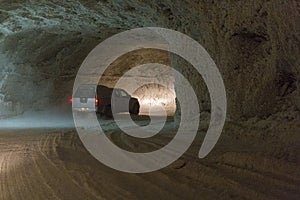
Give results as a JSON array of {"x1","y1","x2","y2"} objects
[{"x1": 69, "y1": 98, "x2": 73, "y2": 103}]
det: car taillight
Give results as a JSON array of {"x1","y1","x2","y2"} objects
[
  {"x1": 95, "y1": 98, "x2": 99, "y2": 105},
  {"x1": 69, "y1": 98, "x2": 73, "y2": 103}
]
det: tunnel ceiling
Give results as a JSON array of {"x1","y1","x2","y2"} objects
[
  {"x1": 0, "y1": 0, "x2": 299, "y2": 120},
  {"x1": 100, "y1": 49, "x2": 171, "y2": 79}
]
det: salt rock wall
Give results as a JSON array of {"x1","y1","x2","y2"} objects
[
  {"x1": 0, "y1": 0, "x2": 299, "y2": 121},
  {"x1": 192, "y1": 0, "x2": 300, "y2": 120},
  {"x1": 0, "y1": 28, "x2": 101, "y2": 117}
]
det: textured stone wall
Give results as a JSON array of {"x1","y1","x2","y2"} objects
[
  {"x1": 194, "y1": 0, "x2": 300, "y2": 120},
  {"x1": 0, "y1": 0, "x2": 299, "y2": 120}
]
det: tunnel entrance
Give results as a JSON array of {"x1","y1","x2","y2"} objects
[{"x1": 98, "y1": 48, "x2": 176, "y2": 117}]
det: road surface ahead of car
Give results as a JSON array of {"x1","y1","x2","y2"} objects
[{"x1": 0, "y1": 118, "x2": 299, "y2": 200}]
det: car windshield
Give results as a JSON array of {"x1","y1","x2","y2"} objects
[{"x1": 74, "y1": 85, "x2": 96, "y2": 98}]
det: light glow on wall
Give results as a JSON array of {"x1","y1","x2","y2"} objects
[{"x1": 132, "y1": 84, "x2": 176, "y2": 116}]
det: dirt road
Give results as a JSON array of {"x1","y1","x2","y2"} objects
[{"x1": 0, "y1": 119, "x2": 299, "y2": 200}]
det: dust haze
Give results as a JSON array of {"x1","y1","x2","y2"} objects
[{"x1": 0, "y1": 108, "x2": 74, "y2": 129}]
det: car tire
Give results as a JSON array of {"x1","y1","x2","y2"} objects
[
  {"x1": 130, "y1": 103, "x2": 139, "y2": 115},
  {"x1": 104, "y1": 105, "x2": 113, "y2": 118}
]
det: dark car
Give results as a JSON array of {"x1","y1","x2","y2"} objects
[{"x1": 71, "y1": 84, "x2": 140, "y2": 117}]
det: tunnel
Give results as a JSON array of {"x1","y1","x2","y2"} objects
[
  {"x1": 0, "y1": 0, "x2": 299, "y2": 199},
  {"x1": 98, "y1": 48, "x2": 177, "y2": 116},
  {"x1": 0, "y1": 1, "x2": 299, "y2": 121}
]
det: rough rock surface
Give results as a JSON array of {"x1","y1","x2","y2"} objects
[{"x1": 0, "y1": 0, "x2": 299, "y2": 120}]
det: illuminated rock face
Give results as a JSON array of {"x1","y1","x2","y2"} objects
[
  {"x1": 132, "y1": 83, "x2": 176, "y2": 116},
  {"x1": 0, "y1": 0, "x2": 299, "y2": 120},
  {"x1": 98, "y1": 49, "x2": 176, "y2": 116}
]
